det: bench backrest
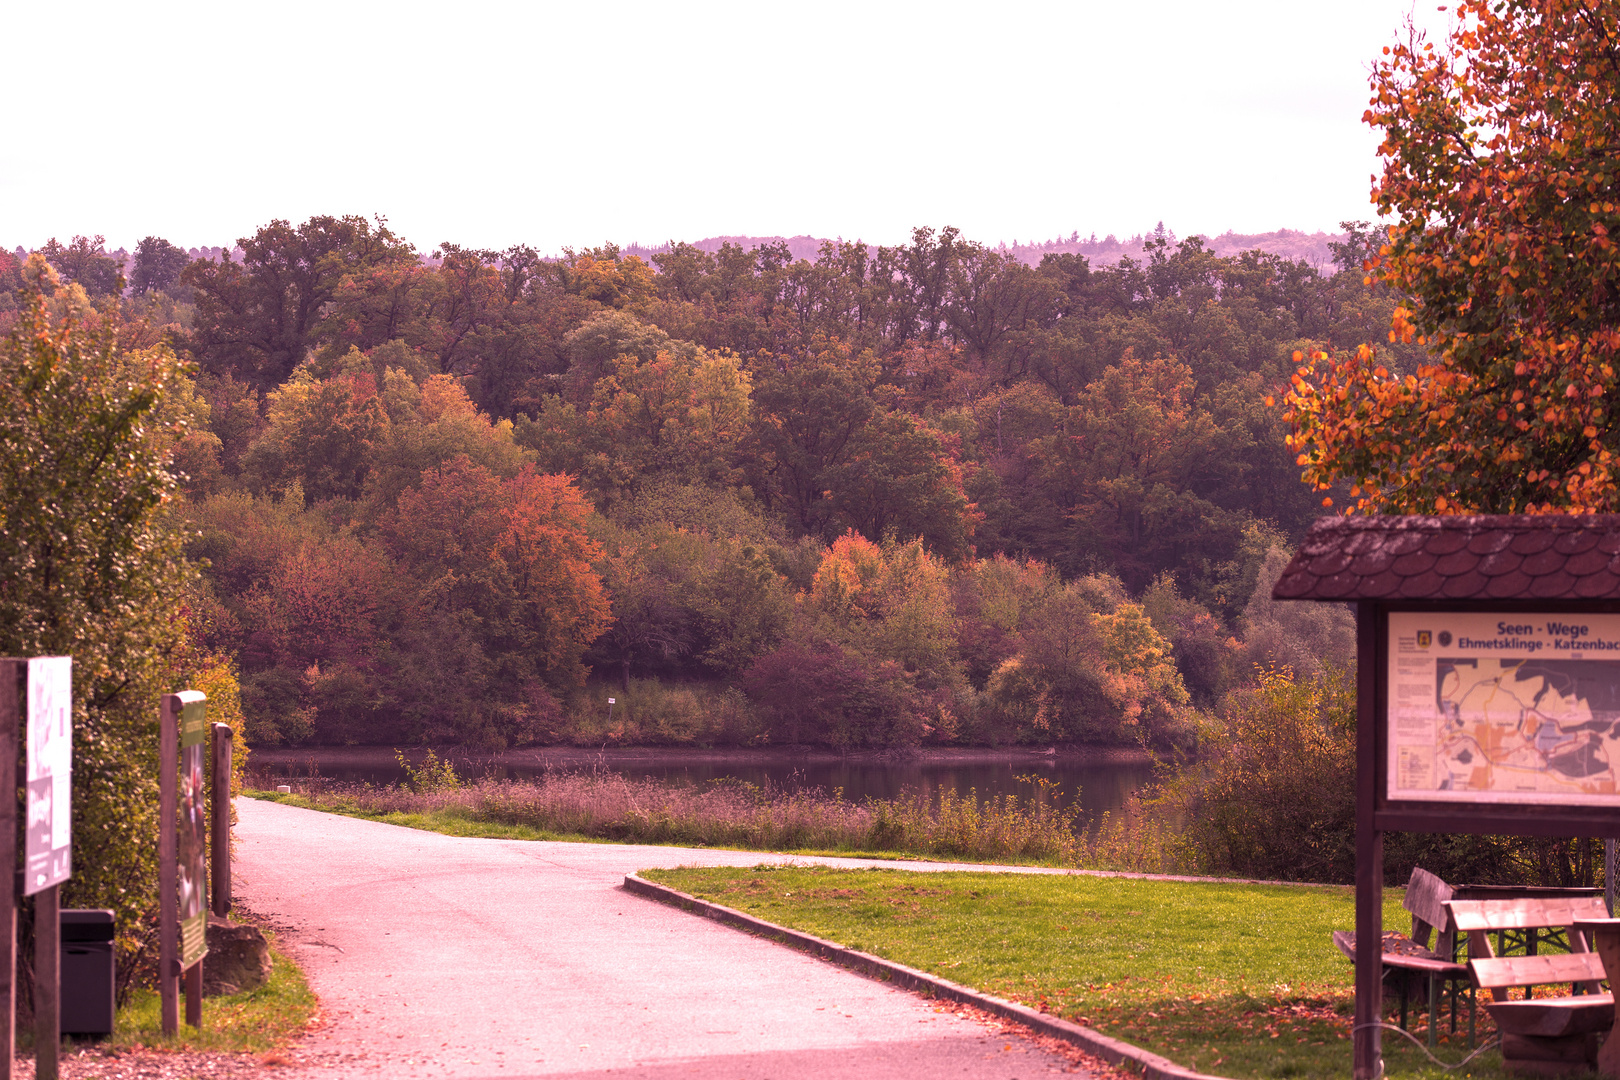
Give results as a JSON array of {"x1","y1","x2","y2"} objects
[
  {"x1": 1406, "y1": 867, "x2": 1454, "y2": 931},
  {"x1": 1446, "y1": 897, "x2": 1610, "y2": 932}
]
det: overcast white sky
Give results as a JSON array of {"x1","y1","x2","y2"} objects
[{"x1": 4, "y1": 1, "x2": 1449, "y2": 255}]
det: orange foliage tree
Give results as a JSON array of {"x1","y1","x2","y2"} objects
[
  {"x1": 1284, "y1": 1, "x2": 1620, "y2": 513},
  {"x1": 381, "y1": 457, "x2": 611, "y2": 689}
]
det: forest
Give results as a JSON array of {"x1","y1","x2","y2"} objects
[{"x1": 0, "y1": 220, "x2": 1419, "y2": 752}]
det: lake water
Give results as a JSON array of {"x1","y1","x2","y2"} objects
[{"x1": 249, "y1": 748, "x2": 1158, "y2": 821}]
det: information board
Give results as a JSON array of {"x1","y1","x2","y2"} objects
[
  {"x1": 25, "y1": 656, "x2": 72, "y2": 895},
  {"x1": 1388, "y1": 611, "x2": 1620, "y2": 805},
  {"x1": 178, "y1": 696, "x2": 208, "y2": 966}
]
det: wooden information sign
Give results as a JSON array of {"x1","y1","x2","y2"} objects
[
  {"x1": 159, "y1": 692, "x2": 209, "y2": 1034},
  {"x1": 1275, "y1": 515, "x2": 1620, "y2": 1080}
]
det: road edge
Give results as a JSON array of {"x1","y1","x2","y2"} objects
[{"x1": 621, "y1": 872, "x2": 1231, "y2": 1080}]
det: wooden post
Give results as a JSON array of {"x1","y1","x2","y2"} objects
[
  {"x1": 0, "y1": 661, "x2": 21, "y2": 1080},
  {"x1": 210, "y1": 724, "x2": 231, "y2": 918},
  {"x1": 33, "y1": 887, "x2": 57, "y2": 1080},
  {"x1": 1354, "y1": 601, "x2": 1384, "y2": 1080},
  {"x1": 184, "y1": 962, "x2": 202, "y2": 1028},
  {"x1": 158, "y1": 695, "x2": 179, "y2": 1036}
]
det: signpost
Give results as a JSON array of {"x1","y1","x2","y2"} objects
[
  {"x1": 211, "y1": 723, "x2": 233, "y2": 918},
  {"x1": 25, "y1": 658, "x2": 70, "y2": 1080},
  {"x1": 159, "y1": 692, "x2": 208, "y2": 1034},
  {"x1": 0, "y1": 659, "x2": 75, "y2": 1080},
  {"x1": 0, "y1": 668, "x2": 223, "y2": 1072},
  {"x1": 1274, "y1": 516, "x2": 1620, "y2": 1079}
]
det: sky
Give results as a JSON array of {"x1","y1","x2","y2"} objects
[{"x1": 4, "y1": 1, "x2": 1451, "y2": 256}]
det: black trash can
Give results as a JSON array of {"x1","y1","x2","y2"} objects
[{"x1": 60, "y1": 909, "x2": 115, "y2": 1037}]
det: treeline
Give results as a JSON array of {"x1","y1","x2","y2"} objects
[{"x1": 0, "y1": 219, "x2": 1399, "y2": 750}]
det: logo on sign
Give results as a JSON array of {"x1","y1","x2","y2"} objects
[{"x1": 1417, "y1": 630, "x2": 1432, "y2": 648}]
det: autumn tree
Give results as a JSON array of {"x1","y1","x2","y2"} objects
[
  {"x1": 379, "y1": 458, "x2": 610, "y2": 699},
  {"x1": 40, "y1": 236, "x2": 123, "y2": 298},
  {"x1": 1286, "y1": 1, "x2": 1620, "y2": 512}
]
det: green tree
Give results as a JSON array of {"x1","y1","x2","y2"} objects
[
  {"x1": 0, "y1": 266, "x2": 196, "y2": 982},
  {"x1": 130, "y1": 236, "x2": 191, "y2": 295},
  {"x1": 40, "y1": 236, "x2": 123, "y2": 298},
  {"x1": 240, "y1": 368, "x2": 388, "y2": 502},
  {"x1": 523, "y1": 345, "x2": 752, "y2": 507},
  {"x1": 750, "y1": 337, "x2": 976, "y2": 554},
  {"x1": 184, "y1": 215, "x2": 412, "y2": 392}
]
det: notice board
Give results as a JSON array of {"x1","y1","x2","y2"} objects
[{"x1": 1388, "y1": 610, "x2": 1620, "y2": 806}]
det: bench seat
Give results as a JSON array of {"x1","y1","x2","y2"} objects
[{"x1": 1486, "y1": 994, "x2": 1615, "y2": 1038}]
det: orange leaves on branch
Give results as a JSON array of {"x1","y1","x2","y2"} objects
[{"x1": 1280, "y1": 0, "x2": 1620, "y2": 515}]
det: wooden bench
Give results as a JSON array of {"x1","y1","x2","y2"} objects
[
  {"x1": 1446, "y1": 895, "x2": 1613, "y2": 1076},
  {"x1": 1333, "y1": 868, "x2": 1474, "y2": 1046}
]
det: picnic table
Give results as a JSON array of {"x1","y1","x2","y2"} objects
[
  {"x1": 1447, "y1": 895, "x2": 1613, "y2": 1075},
  {"x1": 1332, "y1": 872, "x2": 1608, "y2": 1053}
]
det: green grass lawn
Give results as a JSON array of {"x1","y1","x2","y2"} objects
[
  {"x1": 643, "y1": 865, "x2": 1511, "y2": 1080},
  {"x1": 74, "y1": 933, "x2": 315, "y2": 1055}
]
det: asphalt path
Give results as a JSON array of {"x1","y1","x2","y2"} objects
[{"x1": 235, "y1": 798, "x2": 1098, "y2": 1080}]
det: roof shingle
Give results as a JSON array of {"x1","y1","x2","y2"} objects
[{"x1": 1272, "y1": 516, "x2": 1620, "y2": 601}]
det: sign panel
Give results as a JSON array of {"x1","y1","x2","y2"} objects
[
  {"x1": 178, "y1": 696, "x2": 209, "y2": 966},
  {"x1": 25, "y1": 656, "x2": 72, "y2": 895},
  {"x1": 1388, "y1": 611, "x2": 1620, "y2": 805}
]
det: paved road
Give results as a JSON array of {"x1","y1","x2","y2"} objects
[{"x1": 235, "y1": 798, "x2": 1096, "y2": 1079}]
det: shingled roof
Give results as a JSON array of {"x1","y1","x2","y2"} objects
[{"x1": 1272, "y1": 515, "x2": 1620, "y2": 601}]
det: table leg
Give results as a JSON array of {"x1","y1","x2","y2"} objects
[{"x1": 1428, "y1": 974, "x2": 1438, "y2": 1048}]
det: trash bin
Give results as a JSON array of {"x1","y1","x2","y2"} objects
[{"x1": 60, "y1": 909, "x2": 115, "y2": 1037}]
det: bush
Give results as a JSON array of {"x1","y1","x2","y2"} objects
[
  {"x1": 0, "y1": 266, "x2": 200, "y2": 994},
  {"x1": 1161, "y1": 664, "x2": 1531, "y2": 886},
  {"x1": 1161, "y1": 665, "x2": 1358, "y2": 882}
]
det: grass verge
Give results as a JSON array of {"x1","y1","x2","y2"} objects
[
  {"x1": 93, "y1": 932, "x2": 315, "y2": 1053},
  {"x1": 642, "y1": 865, "x2": 1511, "y2": 1080}
]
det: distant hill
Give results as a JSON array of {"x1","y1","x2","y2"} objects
[
  {"x1": 623, "y1": 227, "x2": 1347, "y2": 272},
  {"x1": 623, "y1": 235, "x2": 830, "y2": 263},
  {"x1": 1002, "y1": 227, "x2": 1344, "y2": 270}
]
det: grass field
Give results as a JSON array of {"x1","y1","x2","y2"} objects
[{"x1": 643, "y1": 865, "x2": 1512, "y2": 1080}]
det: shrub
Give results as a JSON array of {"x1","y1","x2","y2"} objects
[{"x1": 0, "y1": 267, "x2": 199, "y2": 994}]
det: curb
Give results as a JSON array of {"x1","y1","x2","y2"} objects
[{"x1": 622, "y1": 873, "x2": 1231, "y2": 1080}]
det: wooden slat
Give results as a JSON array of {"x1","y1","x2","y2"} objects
[
  {"x1": 1383, "y1": 954, "x2": 1468, "y2": 975},
  {"x1": 1471, "y1": 953, "x2": 1608, "y2": 990},
  {"x1": 1330, "y1": 930, "x2": 1467, "y2": 975},
  {"x1": 1446, "y1": 897, "x2": 1610, "y2": 931},
  {"x1": 1406, "y1": 868, "x2": 1454, "y2": 932}
]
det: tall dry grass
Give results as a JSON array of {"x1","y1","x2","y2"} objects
[{"x1": 254, "y1": 768, "x2": 1189, "y2": 873}]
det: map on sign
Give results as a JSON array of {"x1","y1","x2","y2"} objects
[{"x1": 1388, "y1": 611, "x2": 1620, "y2": 805}]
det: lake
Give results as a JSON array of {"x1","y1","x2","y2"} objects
[{"x1": 247, "y1": 746, "x2": 1158, "y2": 821}]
